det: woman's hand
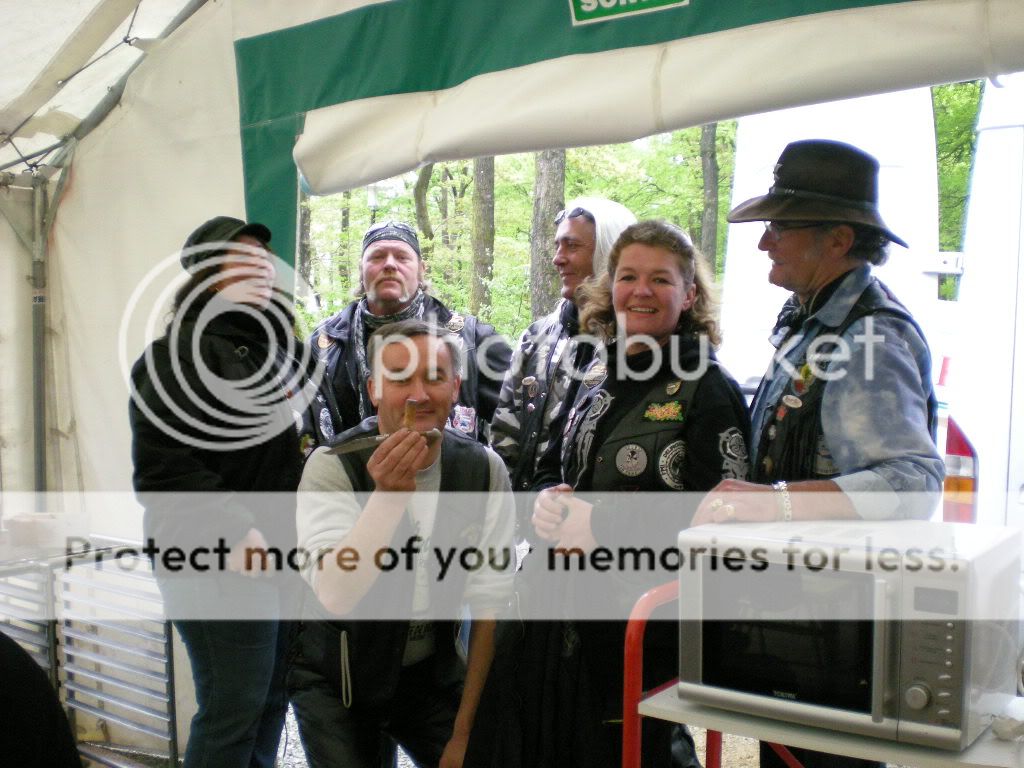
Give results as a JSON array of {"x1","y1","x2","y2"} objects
[
  {"x1": 532, "y1": 484, "x2": 573, "y2": 541},
  {"x1": 533, "y1": 484, "x2": 597, "y2": 553},
  {"x1": 554, "y1": 498, "x2": 597, "y2": 554}
]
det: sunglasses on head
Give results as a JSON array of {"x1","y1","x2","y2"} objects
[
  {"x1": 554, "y1": 207, "x2": 596, "y2": 226},
  {"x1": 366, "y1": 220, "x2": 417, "y2": 235}
]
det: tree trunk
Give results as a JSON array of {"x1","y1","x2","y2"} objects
[
  {"x1": 340, "y1": 189, "x2": 351, "y2": 295},
  {"x1": 413, "y1": 163, "x2": 435, "y2": 260},
  {"x1": 297, "y1": 188, "x2": 312, "y2": 288},
  {"x1": 530, "y1": 149, "x2": 565, "y2": 319},
  {"x1": 471, "y1": 156, "x2": 495, "y2": 315},
  {"x1": 699, "y1": 122, "x2": 720, "y2": 273},
  {"x1": 439, "y1": 166, "x2": 452, "y2": 249}
]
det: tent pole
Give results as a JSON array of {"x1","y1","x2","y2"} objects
[{"x1": 31, "y1": 173, "x2": 47, "y2": 492}]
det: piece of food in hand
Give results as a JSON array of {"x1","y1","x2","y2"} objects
[
  {"x1": 403, "y1": 399, "x2": 416, "y2": 429},
  {"x1": 326, "y1": 427, "x2": 443, "y2": 455}
]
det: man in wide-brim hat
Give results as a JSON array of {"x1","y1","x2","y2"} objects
[{"x1": 690, "y1": 139, "x2": 944, "y2": 768}]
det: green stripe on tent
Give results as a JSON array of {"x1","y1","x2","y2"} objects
[
  {"x1": 234, "y1": 0, "x2": 904, "y2": 126},
  {"x1": 235, "y1": 0, "x2": 905, "y2": 265},
  {"x1": 240, "y1": 114, "x2": 302, "y2": 267}
]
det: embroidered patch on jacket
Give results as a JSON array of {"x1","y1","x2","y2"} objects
[
  {"x1": 718, "y1": 426, "x2": 749, "y2": 479},
  {"x1": 658, "y1": 440, "x2": 687, "y2": 490},
  {"x1": 450, "y1": 404, "x2": 477, "y2": 434},
  {"x1": 813, "y1": 435, "x2": 837, "y2": 476},
  {"x1": 615, "y1": 443, "x2": 648, "y2": 477},
  {"x1": 319, "y1": 407, "x2": 335, "y2": 441},
  {"x1": 643, "y1": 400, "x2": 686, "y2": 422}
]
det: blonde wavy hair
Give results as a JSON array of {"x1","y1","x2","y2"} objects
[{"x1": 578, "y1": 219, "x2": 721, "y2": 347}]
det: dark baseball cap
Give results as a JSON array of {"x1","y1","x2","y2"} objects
[{"x1": 180, "y1": 216, "x2": 272, "y2": 271}]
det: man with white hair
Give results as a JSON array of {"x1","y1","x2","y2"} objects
[{"x1": 489, "y1": 197, "x2": 636, "y2": 494}]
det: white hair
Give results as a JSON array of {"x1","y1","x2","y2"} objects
[{"x1": 565, "y1": 196, "x2": 638, "y2": 275}]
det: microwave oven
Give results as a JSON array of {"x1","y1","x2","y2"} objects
[{"x1": 677, "y1": 520, "x2": 1021, "y2": 751}]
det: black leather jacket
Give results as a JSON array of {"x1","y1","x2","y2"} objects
[{"x1": 308, "y1": 296, "x2": 511, "y2": 444}]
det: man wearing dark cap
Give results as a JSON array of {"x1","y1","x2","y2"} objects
[
  {"x1": 309, "y1": 220, "x2": 511, "y2": 444},
  {"x1": 131, "y1": 215, "x2": 315, "y2": 768},
  {"x1": 691, "y1": 140, "x2": 943, "y2": 768}
]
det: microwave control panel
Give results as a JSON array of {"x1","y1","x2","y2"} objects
[{"x1": 898, "y1": 619, "x2": 964, "y2": 727}]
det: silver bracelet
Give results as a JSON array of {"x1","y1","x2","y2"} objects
[{"x1": 772, "y1": 480, "x2": 793, "y2": 521}]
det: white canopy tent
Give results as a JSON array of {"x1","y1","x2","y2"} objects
[{"x1": 1, "y1": 0, "x2": 1023, "y2": 515}]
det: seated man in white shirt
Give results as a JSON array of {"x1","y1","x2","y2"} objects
[{"x1": 289, "y1": 318, "x2": 515, "y2": 768}]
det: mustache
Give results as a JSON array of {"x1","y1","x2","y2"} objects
[{"x1": 367, "y1": 270, "x2": 413, "y2": 303}]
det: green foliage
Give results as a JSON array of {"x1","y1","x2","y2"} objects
[
  {"x1": 565, "y1": 122, "x2": 737, "y2": 276},
  {"x1": 303, "y1": 126, "x2": 738, "y2": 339},
  {"x1": 938, "y1": 274, "x2": 961, "y2": 302},
  {"x1": 300, "y1": 88, "x2": 982, "y2": 323},
  {"x1": 932, "y1": 81, "x2": 982, "y2": 255}
]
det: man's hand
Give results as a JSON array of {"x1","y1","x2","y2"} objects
[
  {"x1": 366, "y1": 428, "x2": 429, "y2": 492},
  {"x1": 440, "y1": 731, "x2": 469, "y2": 768},
  {"x1": 690, "y1": 479, "x2": 778, "y2": 527},
  {"x1": 226, "y1": 527, "x2": 270, "y2": 576}
]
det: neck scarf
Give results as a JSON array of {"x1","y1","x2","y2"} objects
[{"x1": 351, "y1": 290, "x2": 427, "y2": 419}]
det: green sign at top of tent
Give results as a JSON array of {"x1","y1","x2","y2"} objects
[{"x1": 570, "y1": 0, "x2": 690, "y2": 26}]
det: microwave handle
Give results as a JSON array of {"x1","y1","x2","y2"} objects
[{"x1": 871, "y1": 577, "x2": 889, "y2": 723}]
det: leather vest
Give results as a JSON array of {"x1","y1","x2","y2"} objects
[
  {"x1": 310, "y1": 300, "x2": 485, "y2": 442},
  {"x1": 302, "y1": 418, "x2": 492, "y2": 708},
  {"x1": 562, "y1": 362, "x2": 706, "y2": 492},
  {"x1": 754, "y1": 279, "x2": 937, "y2": 484}
]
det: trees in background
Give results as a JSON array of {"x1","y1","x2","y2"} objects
[
  {"x1": 300, "y1": 124, "x2": 736, "y2": 338},
  {"x1": 530, "y1": 149, "x2": 565, "y2": 320},
  {"x1": 298, "y1": 85, "x2": 977, "y2": 336},
  {"x1": 932, "y1": 80, "x2": 983, "y2": 300},
  {"x1": 471, "y1": 157, "x2": 496, "y2": 315}
]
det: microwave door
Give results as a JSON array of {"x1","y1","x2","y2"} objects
[
  {"x1": 871, "y1": 576, "x2": 889, "y2": 724},
  {"x1": 679, "y1": 552, "x2": 899, "y2": 739}
]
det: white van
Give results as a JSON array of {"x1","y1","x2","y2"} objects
[{"x1": 946, "y1": 71, "x2": 1024, "y2": 529}]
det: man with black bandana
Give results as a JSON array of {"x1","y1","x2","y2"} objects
[
  {"x1": 490, "y1": 197, "x2": 636, "y2": 496},
  {"x1": 309, "y1": 221, "x2": 511, "y2": 444}
]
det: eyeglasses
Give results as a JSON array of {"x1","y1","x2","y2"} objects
[
  {"x1": 763, "y1": 221, "x2": 829, "y2": 240},
  {"x1": 554, "y1": 207, "x2": 596, "y2": 226}
]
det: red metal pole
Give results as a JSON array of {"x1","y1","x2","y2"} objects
[
  {"x1": 705, "y1": 729, "x2": 723, "y2": 768},
  {"x1": 623, "y1": 580, "x2": 679, "y2": 768}
]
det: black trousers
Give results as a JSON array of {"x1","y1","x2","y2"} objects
[
  {"x1": 760, "y1": 742, "x2": 883, "y2": 768},
  {"x1": 289, "y1": 627, "x2": 462, "y2": 768}
]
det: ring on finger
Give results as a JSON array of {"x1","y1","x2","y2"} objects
[
  {"x1": 710, "y1": 498, "x2": 724, "y2": 511},
  {"x1": 722, "y1": 504, "x2": 736, "y2": 520}
]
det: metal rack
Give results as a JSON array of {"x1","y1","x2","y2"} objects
[{"x1": 0, "y1": 544, "x2": 181, "y2": 767}]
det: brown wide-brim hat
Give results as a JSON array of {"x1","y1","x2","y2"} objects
[{"x1": 728, "y1": 139, "x2": 908, "y2": 248}]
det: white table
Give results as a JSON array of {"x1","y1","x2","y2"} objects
[{"x1": 639, "y1": 688, "x2": 1024, "y2": 768}]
